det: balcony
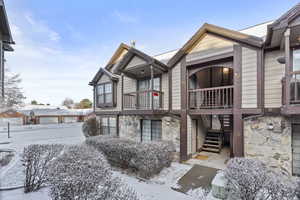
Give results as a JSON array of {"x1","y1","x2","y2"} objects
[
  {"x1": 189, "y1": 85, "x2": 234, "y2": 109},
  {"x1": 123, "y1": 90, "x2": 163, "y2": 110}
]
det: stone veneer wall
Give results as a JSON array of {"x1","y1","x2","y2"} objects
[
  {"x1": 244, "y1": 115, "x2": 292, "y2": 175},
  {"x1": 119, "y1": 115, "x2": 180, "y2": 154}
]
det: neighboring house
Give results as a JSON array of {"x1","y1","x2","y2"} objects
[
  {"x1": 90, "y1": 3, "x2": 300, "y2": 175},
  {"x1": 19, "y1": 105, "x2": 92, "y2": 124},
  {"x1": 0, "y1": 109, "x2": 25, "y2": 126},
  {"x1": 0, "y1": 0, "x2": 14, "y2": 98}
]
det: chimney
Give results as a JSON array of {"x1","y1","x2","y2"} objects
[{"x1": 130, "y1": 40, "x2": 136, "y2": 48}]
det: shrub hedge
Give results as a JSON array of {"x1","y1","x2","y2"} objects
[{"x1": 85, "y1": 136, "x2": 175, "y2": 178}]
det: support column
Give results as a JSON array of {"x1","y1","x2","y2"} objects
[
  {"x1": 0, "y1": 41, "x2": 3, "y2": 99},
  {"x1": 233, "y1": 45, "x2": 244, "y2": 157},
  {"x1": 150, "y1": 65, "x2": 154, "y2": 110},
  {"x1": 180, "y1": 57, "x2": 188, "y2": 161},
  {"x1": 285, "y1": 28, "x2": 291, "y2": 107}
]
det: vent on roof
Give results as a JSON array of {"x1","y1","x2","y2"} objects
[{"x1": 130, "y1": 40, "x2": 136, "y2": 47}]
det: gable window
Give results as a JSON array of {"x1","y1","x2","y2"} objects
[
  {"x1": 97, "y1": 82, "x2": 114, "y2": 107},
  {"x1": 100, "y1": 117, "x2": 116, "y2": 135},
  {"x1": 141, "y1": 120, "x2": 162, "y2": 142}
]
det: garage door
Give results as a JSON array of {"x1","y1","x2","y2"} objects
[
  {"x1": 292, "y1": 124, "x2": 300, "y2": 176},
  {"x1": 39, "y1": 117, "x2": 59, "y2": 124},
  {"x1": 64, "y1": 117, "x2": 77, "y2": 123},
  {"x1": 0, "y1": 118, "x2": 23, "y2": 126}
]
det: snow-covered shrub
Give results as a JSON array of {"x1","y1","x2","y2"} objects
[
  {"x1": 82, "y1": 116, "x2": 99, "y2": 137},
  {"x1": 48, "y1": 145, "x2": 139, "y2": 200},
  {"x1": 85, "y1": 136, "x2": 175, "y2": 178},
  {"x1": 224, "y1": 158, "x2": 297, "y2": 200},
  {"x1": 22, "y1": 144, "x2": 64, "y2": 193},
  {"x1": 264, "y1": 171, "x2": 297, "y2": 200},
  {"x1": 0, "y1": 151, "x2": 14, "y2": 168}
]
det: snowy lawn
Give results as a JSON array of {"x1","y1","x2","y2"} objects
[{"x1": 0, "y1": 124, "x2": 203, "y2": 200}]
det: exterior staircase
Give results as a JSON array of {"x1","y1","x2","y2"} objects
[{"x1": 202, "y1": 129, "x2": 223, "y2": 153}]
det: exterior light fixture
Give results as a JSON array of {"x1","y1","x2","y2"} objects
[
  {"x1": 277, "y1": 57, "x2": 286, "y2": 64},
  {"x1": 223, "y1": 67, "x2": 229, "y2": 74}
]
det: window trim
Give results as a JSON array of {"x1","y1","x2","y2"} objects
[
  {"x1": 100, "y1": 116, "x2": 117, "y2": 135},
  {"x1": 96, "y1": 81, "x2": 116, "y2": 108},
  {"x1": 140, "y1": 119, "x2": 162, "y2": 142}
]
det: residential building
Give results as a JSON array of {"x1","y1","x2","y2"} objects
[
  {"x1": 0, "y1": 0, "x2": 14, "y2": 98},
  {"x1": 90, "y1": 3, "x2": 300, "y2": 176}
]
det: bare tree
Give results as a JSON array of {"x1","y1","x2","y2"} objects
[
  {"x1": 62, "y1": 97, "x2": 74, "y2": 108},
  {"x1": 0, "y1": 68, "x2": 25, "y2": 109}
]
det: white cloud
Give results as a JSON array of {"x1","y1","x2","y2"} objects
[
  {"x1": 5, "y1": 12, "x2": 104, "y2": 106},
  {"x1": 113, "y1": 10, "x2": 139, "y2": 24},
  {"x1": 24, "y1": 13, "x2": 61, "y2": 42}
]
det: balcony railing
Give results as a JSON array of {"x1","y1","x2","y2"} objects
[
  {"x1": 189, "y1": 85, "x2": 234, "y2": 109},
  {"x1": 282, "y1": 71, "x2": 300, "y2": 105},
  {"x1": 123, "y1": 90, "x2": 163, "y2": 110}
]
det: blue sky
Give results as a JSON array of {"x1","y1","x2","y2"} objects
[{"x1": 4, "y1": 0, "x2": 299, "y2": 105}]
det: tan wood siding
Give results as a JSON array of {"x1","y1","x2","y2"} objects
[
  {"x1": 123, "y1": 76, "x2": 137, "y2": 93},
  {"x1": 187, "y1": 46, "x2": 233, "y2": 63},
  {"x1": 172, "y1": 63, "x2": 181, "y2": 110},
  {"x1": 242, "y1": 47, "x2": 258, "y2": 108},
  {"x1": 264, "y1": 50, "x2": 285, "y2": 108},
  {"x1": 97, "y1": 73, "x2": 110, "y2": 84},
  {"x1": 125, "y1": 56, "x2": 147, "y2": 70},
  {"x1": 161, "y1": 73, "x2": 169, "y2": 110},
  {"x1": 188, "y1": 34, "x2": 234, "y2": 56}
]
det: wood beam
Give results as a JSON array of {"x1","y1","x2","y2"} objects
[
  {"x1": 180, "y1": 56, "x2": 188, "y2": 161},
  {"x1": 233, "y1": 45, "x2": 244, "y2": 157},
  {"x1": 285, "y1": 28, "x2": 291, "y2": 107}
]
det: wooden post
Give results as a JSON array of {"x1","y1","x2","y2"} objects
[
  {"x1": 150, "y1": 65, "x2": 154, "y2": 110},
  {"x1": 7, "y1": 122, "x2": 10, "y2": 138},
  {"x1": 233, "y1": 45, "x2": 244, "y2": 157},
  {"x1": 0, "y1": 41, "x2": 3, "y2": 99},
  {"x1": 180, "y1": 57, "x2": 188, "y2": 161},
  {"x1": 285, "y1": 28, "x2": 291, "y2": 106}
]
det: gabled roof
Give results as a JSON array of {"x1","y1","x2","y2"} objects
[
  {"x1": 105, "y1": 43, "x2": 130, "y2": 71},
  {"x1": 0, "y1": 0, "x2": 14, "y2": 45},
  {"x1": 265, "y1": 3, "x2": 300, "y2": 46},
  {"x1": 167, "y1": 23, "x2": 264, "y2": 67},
  {"x1": 89, "y1": 68, "x2": 119, "y2": 86},
  {"x1": 114, "y1": 47, "x2": 168, "y2": 74}
]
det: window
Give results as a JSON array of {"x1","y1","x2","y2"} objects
[
  {"x1": 97, "y1": 82, "x2": 114, "y2": 107},
  {"x1": 100, "y1": 117, "x2": 116, "y2": 135},
  {"x1": 293, "y1": 49, "x2": 300, "y2": 72},
  {"x1": 141, "y1": 120, "x2": 162, "y2": 142}
]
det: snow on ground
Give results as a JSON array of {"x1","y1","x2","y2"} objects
[{"x1": 0, "y1": 124, "x2": 199, "y2": 200}]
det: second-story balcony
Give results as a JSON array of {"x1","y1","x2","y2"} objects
[
  {"x1": 189, "y1": 85, "x2": 234, "y2": 109},
  {"x1": 123, "y1": 90, "x2": 163, "y2": 110}
]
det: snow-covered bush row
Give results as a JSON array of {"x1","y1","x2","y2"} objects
[
  {"x1": 82, "y1": 116, "x2": 99, "y2": 137},
  {"x1": 48, "y1": 145, "x2": 139, "y2": 200},
  {"x1": 85, "y1": 136, "x2": 175, "y2": 178},
  {"x1": 0, "y1": 151, "x2": 14, "y2": 168},
  {"x1": 224, "y1": 158, "x2": 298, "y2": 200},
  {"x1": 22, "y1": 144, "x2": 64, "y2": 193}
]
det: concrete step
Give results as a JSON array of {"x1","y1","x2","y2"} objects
[
  {"x1": 202, "y1": 147, "x2": 220, "y2": 153},
  {"x1": 205, "y1": 136, "x2": 219, "y2": 141},
  {"x1": 203, "y1": 143, "x2": 220, "y2": 148},
  {"x1": 205, "y1": 140, "x2": 220, "y2": 144}
]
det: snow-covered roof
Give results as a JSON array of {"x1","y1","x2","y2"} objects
[
  {"x1": 239, "y1": 20, "x2": 274, "y2": 39},
  {"x1": 153, "y1": 49, "x2": 178, "y2": 64},
  {"x1": 18, "y1": 107, "x2": 93, "y2": 117}
]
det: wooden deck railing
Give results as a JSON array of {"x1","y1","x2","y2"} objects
[
  {"x1": 123, "y1": 90, "x2": 163, "y2": 110},
  {"x1": 284, "y1": 71, "x2": 300, "y2": 105},
  {"x1": 189, "y1": 85, "x2": 234, "y2": 109}
]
